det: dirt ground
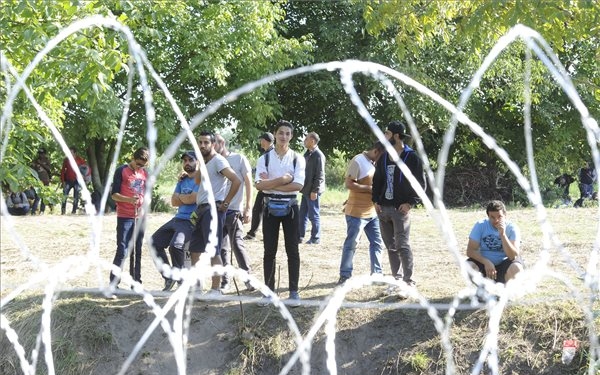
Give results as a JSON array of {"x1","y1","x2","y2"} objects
[{"x1": 1, "y1": 204, "x2": 598, "y2": 374}]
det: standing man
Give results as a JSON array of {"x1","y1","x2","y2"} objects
[
  {"x1": 188, "y1": 131, "x2": 241, "y2": 296},
  {"x1": 150, "y1": 151, "x2": 198, "y2": 292},
  {"x1": 298, "y1": 132, "x2": 326, "y2": 245},
  {"x1": 338, "y1": 141, "x2": 386, "y2": 284},
  {"x1": 214, "y1": 134, "x2": 255, "y2": 292},
  {"x1": 255, "y1": 120, "x2": 305, "y2": 305},
  {"x1": 31, "y1": 148, "x2": 52, "y2": 214},
  {"x1": 109, "y1": 147, "x2": 149, "y2": 288},
  {"x1": 574, "y1": 160, "x2": 596, "y2": 207},
  {"x1": 60, "y1": 147, "x2": 87, "y2": 215},
  {"x1": 372, "y1": 120, "x2": 425, "y2": 298},
  {"x1": 466, "y1": 200, "x2": 523, "y2": 283},
  {"x1": 244, "y1": 132, "x2": 274, "y2": 241}
]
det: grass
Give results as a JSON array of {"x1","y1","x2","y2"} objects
[{"x1": 1, "y1": 203, "x2": 599, "y2": 374}]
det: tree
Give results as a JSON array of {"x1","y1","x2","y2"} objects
[{"x1": 1, "y1": 0, "x2": 313, "y2": 198}]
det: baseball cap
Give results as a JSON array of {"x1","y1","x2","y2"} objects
[
  {"x1": 387, "y1": 120, "x2": 411, "y2": 138},
  {"x1": 259, "y1": 132, "x2": 274, "y2": 142},
  {"x1": 181, "y1": 150, "x2": 197, "y2": 160}
]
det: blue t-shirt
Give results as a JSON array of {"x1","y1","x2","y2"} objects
[
  {"x1": 469, "y1": 218, "x2": 520, "y2": 265},
  {"x1": 174, "y1": 176, "x2": 198, "y2": 220}
]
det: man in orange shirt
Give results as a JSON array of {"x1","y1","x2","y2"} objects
[{"x1": 338, "y1": 141, "x2": 385, "y2": 284}]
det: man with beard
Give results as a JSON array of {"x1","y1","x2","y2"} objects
[
  {"x1": 188, "y1": 131, "x2": 241, "y2": 296},
  {"x1": 150, "y1": 151, "x2": 199, "y2": 292},
  {"x1": 372, "y1": 120, "x2": 425, "y2": 299}
]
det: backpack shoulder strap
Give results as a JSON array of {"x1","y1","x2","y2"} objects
[{"x1": 265, "y1": 151, "x2": 270, "y2": 172}]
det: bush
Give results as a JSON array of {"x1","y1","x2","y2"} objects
[{"x1": 325, "y1": 149, "x2": 348, "y2": 189}]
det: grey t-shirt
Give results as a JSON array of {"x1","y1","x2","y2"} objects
[
  {"x1": 225, "y1": 152, "x2": 251, "y2": 211},
  {"x1": 196, "y1": 154, "x2": 231, "y2": 204}
]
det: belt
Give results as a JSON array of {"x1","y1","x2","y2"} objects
[{"x1": 264, "y1": 194, "x2": 297, "y2": 199}]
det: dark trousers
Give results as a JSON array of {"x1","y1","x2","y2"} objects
[
  {"x1": 110, "y1": 217, "x2": 145, "y2": 285},
  {"x1": 247, "y1": 191, "x2": 265, "y2": 237},
  {"x1": 221, "y1": 210, "x2": 252, "y2": 284},
  {"x1": 262, "y1": 204, "x2": 300, "y2": 292},
  {"x1": 151, "y1": 218, "x2": 191, "y2": 280}
]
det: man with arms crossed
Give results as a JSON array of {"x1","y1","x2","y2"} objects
[
  {"x1": 338, "y1": 141, "x2": 385, "y2": 284},
  {"x1": 255, "y1": 120, "x2": 305, "y2": 305},
  {"x1": 150, "y1": 151, "x2": 198, "y2": 292}
]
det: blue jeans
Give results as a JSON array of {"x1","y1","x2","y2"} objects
[
  {"x1": 378, "y1": 205, "x2": 413, "y2": 282},
  {"x1": 61, "y1": 180, "x2": 81, "y2": 214},
  {"x1": 339, "y1": 215, "x2": 383, "y2": 278},
  {"x1": 298, "y1": 193, "x2": 321, "y2": 241},
  {"x1": 110, "y1": 217, "x2": 145, "y2": 285}
]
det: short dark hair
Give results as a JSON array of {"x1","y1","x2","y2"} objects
[
  {"x1": 133, "y1": 147, "x2": 149, "y2": 161},
  {"x1": 198, "y1": 131, "x2": 216, "y2": 143},
  {"x1": 486, "y1": 200, "x2": 506, "y2": 215},
  {"x1": 275, "y1": 120, "x2": 293, "y2": 133},
  {"x1": 370, "y1": 141, "x2": 385, "y2": 153}
]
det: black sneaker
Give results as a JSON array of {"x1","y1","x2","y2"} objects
[
  {"x1": 337, "y1": 276, "x2": 349, "y2": 285},
  {"x1": 243, "y1": 234, "x2": 255, "y2": 240},
  {"x1": 162, "y1": 279, "x2": 176, "y2": 292}
]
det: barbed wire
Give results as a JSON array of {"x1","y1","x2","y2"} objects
[{"x1": 1, "y1": 16, "x2": 599, "y2": 375}]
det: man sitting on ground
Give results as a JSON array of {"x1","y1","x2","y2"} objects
[{"x1": 466, "y1": 200, "x2": 523, "y2": 284}]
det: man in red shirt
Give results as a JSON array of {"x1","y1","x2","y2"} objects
[
  {"x1": 109, "y1": 147, "x2": 149, "y2": 289},
  {"x1": 60, "y1": 147, "x2": 87, "y2": 215}
]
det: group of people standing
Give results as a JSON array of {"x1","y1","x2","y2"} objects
[
  {"x1": 106, "y1": 119, "x2": 525, "y2": 302},
  {"x1": 108, "y1": 121, "x2": 321, "y2": 306}
]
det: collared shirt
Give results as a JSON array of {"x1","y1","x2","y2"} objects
[{"x1": 255, "y1": 148, "x2": 305, "y2": 195}]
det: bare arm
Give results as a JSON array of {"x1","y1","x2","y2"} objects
[
  {"x1": 242, "y1": 171, "x2": 253, "y2": 223},
  {"x1": 221, "y1": 167, "x2": 241, "y2": 211},
  {"x1": 345, "y1": 175, "x2": 372, "y2": 192}
]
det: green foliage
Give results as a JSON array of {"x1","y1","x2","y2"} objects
[{"x1": 324, "y1": 149, "x2": 349, "y2": 189}]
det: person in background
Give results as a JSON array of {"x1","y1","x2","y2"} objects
[
  {"x1": 298, "y1": 131, "x2": 326, "y2": 245},
  {"x1": 372, "y1": 120, "x2": 425, "y2": 299},
  {"x1": 6, "y1": 190, "x2": 30, "y2": 216},
  {"x1": 574, "y1": 160, "x2": 596, "y2": 207},
  {"x1": 244, "y1": 132, "x2": 274, "y2": 240},
  {"x1": 255, "y1": 120, "x2": 305, "y2": 306},
  {"x1": 188, "y1": 131, "x2": 241, "y2": 296},
  {"x1": 150, "y1": 151, "x2": 198, "y2": 292},
  {"x1": 215, "y1": 134, "x2": 255, "y2": 292},
  {"x1": 31, "y1": 148, "x2": 52, "y2": 214},
  {"x1": 109, "y1": 147, "x2": 149, "y2": 289},
  {"x1": 466, "y1": 200, "x2": 523, "y2": 284},
  {"x1": 60, "y1": 147, "x2": 86, "y2": 215},
  {"x1": 24, "y1": 186, "x2": 40, "y2": 215},
  {"x1": 338, "y1": 141, "x2": 385, "y2": 285}
]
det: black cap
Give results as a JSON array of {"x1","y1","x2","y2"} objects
[
  {"x1": 181, "y1": 151, "x2": 197, "y2": 160},
  {"x1": 387, "y1": 120, "x2": 411, "y2": 138},
  {"x1": 259, "y1": 132, "x2": 274, "y2": 142}
]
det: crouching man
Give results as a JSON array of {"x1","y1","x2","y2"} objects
[{"x1": 466, "y1": 200, "x2": 523, "y2": 283}]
